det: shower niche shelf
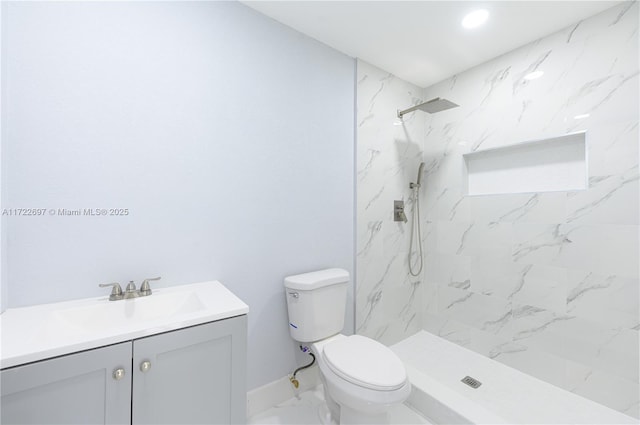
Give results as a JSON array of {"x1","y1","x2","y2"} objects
[{"x1": 463, "y1": 131, "x2": 587, "y2": 196}]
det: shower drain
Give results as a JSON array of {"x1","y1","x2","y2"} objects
[{"x1": 461, "y1": 375, "x2": 482, "y2": 389}]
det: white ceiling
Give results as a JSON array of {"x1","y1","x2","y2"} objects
[{"x1": 241, "y1": 1, "x2": 621, "y2": 88}]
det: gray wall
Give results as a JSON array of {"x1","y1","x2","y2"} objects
[{"x1": 2, "y1": 1, "x2": 355, "y2": 390}]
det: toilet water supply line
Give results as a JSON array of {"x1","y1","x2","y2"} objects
[{"x1": 289, "y1": 345, "x2": 316, "y2": 389}]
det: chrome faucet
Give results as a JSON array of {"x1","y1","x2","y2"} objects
[{"x1": 99, "y1": 277, "x2": 162, "y2": 301}]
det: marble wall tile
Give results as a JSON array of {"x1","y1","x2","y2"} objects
[
  {"x1": 356, "y1": 250, "x2": 406, "y2": 331},
  {"x1": 508, "y1": 304, "x2": 571, "y2": 357},
  {"x1": 433, "y1": 220, "x2": 474, "y2": 255},
  {"x1": 566, "y1": 361, "x2": 640, "y2": 419},
  {"x1": 421, "y1": 220, "x2": 438, "y2": 257},
  {"x1": 417, "y1": 3, "x2": 639, "y2": 418},
  {"x1": 587, "y1": 121, "x2": 639, "y2": 177},
  {"x1": 566, "y1": 269, "x2": 639, "y2": 329},
  {"x1": 589, "y1": 327, "x2": 639, "y2": 384},
  {"x1": 566, "y1": 168, "x2": 639, "y2": 226},
  {"x1": 425, "y1": 253, "x2": 471, "y2": 290},
  {"x1": 463, "y1": 222, "x2": 514, "y2": 259},
  {"x1": 555, "y1": 316, "x2": 640, "y2": 383},
  {"x1": 432, "y1": 188, "x2": 471, "y2": 222},
  {"x1": 470, "y1": 258, "x2": 568, "y2": 314},
  {"x1": 467, "y1": 327, "x2": 518, "y2": 360},
  {"x1": 356, "y1": 60, "x2": 426, "y2": 344},
  {"x1": 422, "y1": 277, "x2": 438, "y2": 316},
  {"x1": 470, "y1": 256, "x2": 524, "y2": 299},
  {"x1": 492, "y1": 344, "x2": 568, "y2": 390},
  {"x1": 374, "y1": 315, "x2": 423, "y2": 347},
  {"x1": 510, "y1": 265, "x2": 568, "y2": 314},
  {"x1": 556, "y1": 223, "x2": 639, "y2": 278},
  {"x1": 437, "y1": 286, "x2": 512, "y2": 338},
  {"x1": 362, "y1": 278, "x2": 423, "y2": 346},
  {"x1": 511, "y1": 223, "x2": 567, "y2": 265},
  {"x1": 422, "y1": 313, "x2": 472, "y2": 347},
  {"x1": 437, "y1": 221, "x2": 513, "y2": 259},
  {"x1": 469, "y1": 193, "x2": 567, "y2": 225},
  {"x1": 357, "y1": 2, "x2": 638, "y2": 418}
]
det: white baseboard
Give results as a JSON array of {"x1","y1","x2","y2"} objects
[{"x1": 247, "y1": 365, "x2": 320, "y2": 418}]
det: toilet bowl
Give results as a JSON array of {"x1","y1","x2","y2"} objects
[
  {"x1": 312, "y1": 334, "x2": 411, "y2": 424},
  {"x1": 283, "y1": 268, "x2": 410, "y2": 425}
]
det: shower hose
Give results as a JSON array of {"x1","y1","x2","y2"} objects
[{"x1": 408, "y1": 186, "x2": 423, "y2": 277}]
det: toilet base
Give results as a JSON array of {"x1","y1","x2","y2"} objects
[
  {"x1": 339, "y1": 405, "x2": 390, "y2": 424},
  {"x1": 320, "y1": 381, "x2": 394, "y2": 425},
  {"x1": 318, "y1": 395, "x2": 393, "y2": 425},
  {"x1": 317, "y1": 403, "x2": 337, "y2": 425}
]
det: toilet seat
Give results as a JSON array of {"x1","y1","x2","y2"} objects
[{"x1": 322, "y1": 335, "x2": 407, "y2": 391}]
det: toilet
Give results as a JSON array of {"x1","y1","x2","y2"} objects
[{"x1": 284, "y1": 268, "x2": 411, "y2": 425}]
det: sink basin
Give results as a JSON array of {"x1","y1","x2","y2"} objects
[
  {"x1": 0, "y1": 281, "x2": 249, "y2": 369},
  {"x1": 54, "y1": 290, "x2": 206, "y2": 333}
]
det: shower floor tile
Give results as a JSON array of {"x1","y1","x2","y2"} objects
[{"x1": 248, "y1": 385, "x2": 432, "y2": 425}]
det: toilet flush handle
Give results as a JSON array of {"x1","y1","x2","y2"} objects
[{"x1": 288, "y1": 291, "x2": 299, "y2": 298}]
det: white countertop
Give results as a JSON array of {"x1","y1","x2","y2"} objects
[{"x1": 0, "y1": 281, "x2": 249, "y2": 369}]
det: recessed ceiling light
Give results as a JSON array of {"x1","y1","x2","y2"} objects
[
  {"x1": 462, "y1": 9, "x2": 489, "y2": 29},
  {"x1": 524, "y1": 70, "x2": 545, "y2": 80}
]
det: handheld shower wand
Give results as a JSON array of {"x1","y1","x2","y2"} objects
[
  {"x1": 409, "y1": 162, "x2": 425, "y2": 277},
  {"x1": 410, "y1": 162, "x2": 425, "y2": 189}
]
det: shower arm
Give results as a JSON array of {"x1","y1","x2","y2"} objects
[{"x1": 397, "y1": 104, "x2": 423, "y2": 119}]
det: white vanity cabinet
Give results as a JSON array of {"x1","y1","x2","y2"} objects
[{"x1": 1, "y1": 315, "x2": 247, "y2": 425}]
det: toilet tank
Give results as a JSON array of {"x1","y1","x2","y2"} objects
[{"x1": 284, "y1": 268, "x2": 349, "y2": 342}]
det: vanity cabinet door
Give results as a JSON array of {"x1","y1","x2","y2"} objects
[
  {"x1": 0, "y1": 342, "x2": 132, "y2": 425},
  {"x1": 132, "y1": 315, "x2": 247, "y2": 425}
]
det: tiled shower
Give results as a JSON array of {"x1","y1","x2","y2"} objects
[{"x1": 356, "y1": 2, "x2": 638, "y2": 418}]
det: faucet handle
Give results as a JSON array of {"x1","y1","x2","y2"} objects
[
  {"x1": 140, "y1": 277, "x2": 161, "y2": 296},
  {"x1": 99, "y1": 282, "x2": 123, "y2": 301}
]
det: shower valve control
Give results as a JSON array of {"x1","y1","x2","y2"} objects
[{"x1": 394, "y1": 200, "x2": 408, "y2": 223}]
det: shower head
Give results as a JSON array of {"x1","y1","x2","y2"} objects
[
  {"x1": 417, "y1": 98, "x2": 459, "y2": 113},
  {"x1": 397, "y1": 97, "x2": 459, "y2": 119}
]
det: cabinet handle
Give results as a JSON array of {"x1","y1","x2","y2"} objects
[
  {"x1": 113, "y1": 367, "x2": 126, "y2": 380},
  {"x1": 140, "y1": 360, "x2": 152, "y2": 373}
]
